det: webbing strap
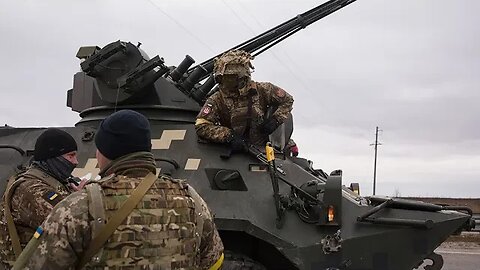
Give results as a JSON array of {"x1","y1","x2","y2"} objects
[
  {"x1": 76, "y1": 173, "x2": 157, "y2": 270},
  {"x1": 218, "y1": 93, "x2": 231, "y2": 127},
  {"x1": 4, "y1": 177, "x2": 26, "y2": 259},
  {"x1": 22, "y1": 168, "x2": 64, "y2": 191},
  {"x1": 86, "y1": 183, "x2": 106, "y2": 238},
  {"x1": 188, "y1": 186, "x2": 205, "y2": 252},
  {"x1": 243, "y1": 89, "x2": 256, "y2": 141}
]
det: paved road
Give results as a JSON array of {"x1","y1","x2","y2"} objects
[
  {"x1": 437, "y1": 248, "x2": 480, "y2": 270},
  {"x1": 417, "y1": 241, "x2": 480, "y2": 270}
]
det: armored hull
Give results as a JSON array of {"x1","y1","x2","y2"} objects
[{"x1": 0, "y1": 107, "x2": 472, "y2": 269}]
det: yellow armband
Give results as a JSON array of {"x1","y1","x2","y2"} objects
[
  {"x1": 195, "y1": 118, "x2": 213, "y2": 126},
  {"x1": 208, "y1": 252, "x2": 224, "y2": 270}
]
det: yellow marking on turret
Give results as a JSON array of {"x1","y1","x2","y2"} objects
[
  {"x1": 151, "y1": 130, "x2": 186, "y2": 150},
  {"x1": 73, "y1": 157, "x2": 161, "y2": 180},
  {"x1": 184, "y1": 159, "x2": 201, "y2": 170},
  {"x1": 72, "y1": 158, "x2": 100, "y2": 180}
]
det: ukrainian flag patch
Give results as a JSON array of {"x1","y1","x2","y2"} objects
[
  {"x1": 33, "y1": 227, "x2": 43, "y2": 239},
  {"x1": 42, "y1": 191, "x2": 61, "y2": 206},
  {"x1": 47, "y1": 191, "x2": 58, "y2": 201}
]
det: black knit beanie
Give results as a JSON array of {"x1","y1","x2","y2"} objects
[
  {"x1": 34, "y1": 128, "x2": 78, "y2": 161},
  {"x1": 95, "y1": 110, "x2": 152, "y2": 160}
]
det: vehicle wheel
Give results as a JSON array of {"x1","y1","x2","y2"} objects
[{"x1": 222, "y1": 250, "x2": 267, "y2": 270}]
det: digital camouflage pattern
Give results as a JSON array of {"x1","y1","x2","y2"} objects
[
  {"x1": 25, "y1": 152, "x2": 223, "y2": 270},
  {"x1": 196, "y1": 80, "x2": 294, "y2": 146},
  {"x1": 213, "y1": 50, "x2": 254, "y2": 79},
  {"x1": 0, "y1": 166, "x2": 71, "y2": 269}
]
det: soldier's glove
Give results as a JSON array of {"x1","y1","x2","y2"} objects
[
  {"x1": 229, "y1": 133, "x2": 248, "y2": 153},
  {"x1": 260, "y1": 117, "x2": 280, "y2": 135}
]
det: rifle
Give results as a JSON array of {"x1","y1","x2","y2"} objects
[
  {"x1": 265, "y1": 143, "x2": 286, "y2": 228},
  {"x1": 248, "y1": 145, "x2": 320, "y2": 204}
]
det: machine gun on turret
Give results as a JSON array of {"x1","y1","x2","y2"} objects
[{"x1": 66, "y1": 0, "x2": 358, "y2": 114}]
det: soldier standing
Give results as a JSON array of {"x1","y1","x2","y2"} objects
[
  {"x1": 195, "y1": 50, "x2": 294, "y2": 151},
  {"x1": 0, "y1": 128, "x2": 79, "y2": 269},
  {"x1": 23, "y1": 110, "x2": 224, "y2": 270}
]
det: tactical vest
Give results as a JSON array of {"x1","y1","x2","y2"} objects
[
  {"x1": 219, "y1": 82, "x2": 269, "y2": 145},
  {"x1": 86, "y1": 174, "x2": 199, "y2": 269},
  {"x1": 0, "y1": 167, "x2": 70, "y2": 268}
]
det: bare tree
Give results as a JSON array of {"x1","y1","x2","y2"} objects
[{"x1": 393, "y1": 187, "x2": 401, "y2": 198}]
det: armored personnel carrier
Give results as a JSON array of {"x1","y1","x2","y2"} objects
[{"x1": 0, "y1": 0, "x2": 475, "y2": 269}]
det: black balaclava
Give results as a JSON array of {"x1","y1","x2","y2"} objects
[{"x1": 33, "y1": 156, "x2": 76, "y2": 184}]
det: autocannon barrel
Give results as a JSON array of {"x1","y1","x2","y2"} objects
[{"x1": 186, "y1": 0, "x2": 358, "y2": 98}]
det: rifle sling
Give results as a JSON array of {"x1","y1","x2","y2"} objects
[
  {"x1": 76, "y1": 172, "x2": 157, "y2": 270},
  {"x1": 243, "y1": 89, "x2": 256, "y2": 141},
  {"x1": 4, "y1": 177, "x2": 27, "y2": 259}
]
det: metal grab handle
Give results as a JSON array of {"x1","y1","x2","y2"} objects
[
  {"x1": 360, "y1": 217, "x2": 434, "y2": 229},
  {"x1": 357, "y1": 199, "x2": 393, "y2": 221},
  {"x1": 0, "y1": 145, "x2": 26, "y2": 156},
  {"x1": 357, "y1": 199, "x2": 434, "y2": 229},
  {"x1": 442, "y1": 206, "x2": 473, "y2": 216},
  {"x1": 368, "y1": 196, "x2": 473, "y2": 216}
]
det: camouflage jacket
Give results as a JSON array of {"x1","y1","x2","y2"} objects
[
  {"x1": 195, "y1": 80, "x2": 294, "y2": 146},
  {"x1": 25, "y1": 153, "x2": 223, "y2": 270},
  {"x1": 0, "y1": 166, "x2": 71, "y2": 268}
]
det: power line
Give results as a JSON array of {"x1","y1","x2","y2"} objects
[
  {"x1": 146, "y1": 0, "x2": 216, "y2": 54},
  {"x1": 234, "y1": 0, "x2": 265, "y2": 30},
  {"x1": 235, "y1": 0, "x2": 309, "y2": 74},
  {"x1": 221, "y1": 0, "x2": 257, "y2": 35}
]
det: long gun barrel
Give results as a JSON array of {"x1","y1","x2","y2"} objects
[{"x1": 187, "y1": 0, "x2": 358, "y2": 103}]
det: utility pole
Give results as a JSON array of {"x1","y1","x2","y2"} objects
[{"x1": 370, "y1": 126, "x2": 382, "y2": 195}]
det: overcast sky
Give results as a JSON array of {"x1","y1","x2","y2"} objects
[{"x1": 1, "y1": 0, "x2": 479, "y2": 197}]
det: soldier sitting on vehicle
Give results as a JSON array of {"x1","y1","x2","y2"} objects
[{"x1": 195, "y1": 50, "x2": 294, "y2": 152}]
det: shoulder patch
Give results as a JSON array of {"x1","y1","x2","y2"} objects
[
  {"x1": 275, "y1": 87, "x2": 286, "y2": 98},
  {"x1": 203, "y1": 106, "x2": 211, "y2": 115},
  {"x1": 201, "y1": 103, "x2": 213, "y2": 115},
  {"x1": 42, "y1": 191, "x2": 61, "y2": 206}
]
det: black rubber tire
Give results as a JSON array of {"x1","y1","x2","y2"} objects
[{"x1": 222, "y1": 250, "x2": 267, "y2": 270}]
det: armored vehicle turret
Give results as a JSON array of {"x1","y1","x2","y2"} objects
[{"x1": 0, "y1": 0, "x2": 475, "y2": 269}]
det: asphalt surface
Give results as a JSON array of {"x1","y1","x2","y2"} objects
[
  {"x1": 437, "y1": 249, "x2": 480, "y2": 270},
  {"x1": 420, "y1": 241, "x2": 480, "y2": 270}
]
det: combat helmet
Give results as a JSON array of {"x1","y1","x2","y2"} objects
[{"x1": 213, "y1": 50, "x2": 254, "y2": 83}]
